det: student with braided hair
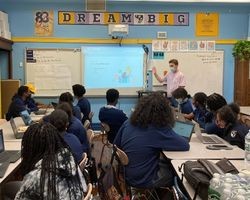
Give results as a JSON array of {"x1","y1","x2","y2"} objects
[{"x1": 15, "y1": 122, "x2": 87, "y2": 200}]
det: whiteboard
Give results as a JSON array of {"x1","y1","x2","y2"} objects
[
  {"x1": 25, "y1": 48, "x2": 81, "y2": 96},
  {"x1": 150, "y1": 51, "x2": 224, "y2": 96}
]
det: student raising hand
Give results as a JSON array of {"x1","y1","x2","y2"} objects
[{"x1": 152, "y1": 66, "x2": 157, "y2": 74}]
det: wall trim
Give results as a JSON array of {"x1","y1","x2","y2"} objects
[{"x1": 12, "y1": 37, "x2": 238, "y2": 45}]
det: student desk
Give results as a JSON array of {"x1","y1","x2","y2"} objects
[
  {"x1": 0, "y1": 117, "x2": 24, "y2": 141},
  {"x1": 171, "y1": 160, "x2": 248, "y2": 200},
  {"x1": 0, "y1": 141, "x2": 21, "y2": 184},
  {"x1": 240, "y1": 106, "x2": 250, "y2": 116},
  {"x1": 163, "y1": 134, "x2": 244, "y2": 160}
]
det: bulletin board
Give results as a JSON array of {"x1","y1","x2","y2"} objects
[
  {"x1": 25, "y1": 48, "x2": 81, "y2": 96},
  {"x1": 150, "y1": 51, "x2": 224, "y2": 96}
]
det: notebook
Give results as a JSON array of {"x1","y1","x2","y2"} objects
[
  {"x1": 0, "y1": 130, "x2": 21, "y2": 178},
  {"x1": 192, "y1": 120, "x2": 224, "y2": 144},
  {"x1": 9, "y1": 118, "x2": 27, "y2": 139},
  {"x1": 20, "y1": 110, "x2": 34, "y2": 126},
  {"x1": 172, "y1": 121, "x2": 195, "y2": 142}
]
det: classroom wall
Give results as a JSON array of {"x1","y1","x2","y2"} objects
[{"x1": 0, "y1": 1, "x2": 249, "y2": 122}]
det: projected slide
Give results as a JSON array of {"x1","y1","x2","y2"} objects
[{"x1": 82, "y1": 46, "x2": 145, "y2": 90}]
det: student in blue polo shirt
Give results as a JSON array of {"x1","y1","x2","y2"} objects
[
  {"x1": 99, "y1": 88, "x2": 128, "y2": 143},
  {"x1": 49, "y1": 109, "x2": 84, "y2": 163},
  {"x1": 184, "y1": 92, "x2": 208, "y2": 129},
  {"x1": 72, "y1": 84, "x2": 91, "y2": 124},
  {"x1": 56, "y1": 102, "x2": 90, "y2": 155},
  {"x1": 114, "y1": 92, "x2": 189, "y2": 188},
  {"x1": 59, "y1": 92, "x2": 82, "y2": 121},
  {"x1": 216, "y1": 103, "x2": 248, "y2": 149},
  {"x1": 205, "y1": 93, "x2": 227, "y2": 136},
  {"x1": 172, "y1": 87, "x2": 193, "y2": 114},
  {"x1": 6, "y1": 86, "x2": 30, "y2": 120}
]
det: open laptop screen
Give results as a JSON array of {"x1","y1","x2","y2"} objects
[
  {"x1": 172, "y1": 121, "x2": 194, "y2": 141},
  {"x1": 0, "y1": 129, "x2": 4, "y2": 153},
  {"x1": 20, "y1": 110, "x2": 33, "y2": 126}
]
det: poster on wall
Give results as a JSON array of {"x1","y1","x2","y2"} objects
[
  {"x1": 196, "y1": 12, "x2": 219, "y2": 37},
  {"x1": 34, "y1": 10, "x2": 54, "y2": 36}
]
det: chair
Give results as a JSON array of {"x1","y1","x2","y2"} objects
[
  {"x1": 83, "y1": 183, "x2": 93, "y2": 200},
  {"x1": 86, "y1": 129, "x2": 95, "y2": 145},
  {"x1": 83, "y1": 120, "x2": 91, "y2": 130},
  {"x1": 79, "y1": 152, "x2": 88, "y2": 172}
]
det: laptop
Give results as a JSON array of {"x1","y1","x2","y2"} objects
[
  {"x1": 51, "y1": 102, "x2": 58, "y2": 109},
  {"x1": 192, "y1": 120, "x2": 224, "y2": 144},
  {"x1": 0, "y1": 130, "x2": 21, "y2": 178},
  {"x1": 172, "y1": 121, "x2": 195, "y2": 142},
  {"x1": 20, "y1": 110, "x2": 34, "y2": 126},
  {"x1": 9, "y1": 118, "x2": 28, "y2": 139},
  {"x1": 33, "y1": 108, "x2": 47, "y2": 115}
]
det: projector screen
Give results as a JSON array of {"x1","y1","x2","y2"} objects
[{"x1": 82, "y1": 46, "x2": 146, "y2": 96}]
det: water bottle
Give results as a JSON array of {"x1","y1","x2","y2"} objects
[
  {"x1": 208, "y1": 177, "x2": 221, "y2": 200},
  {"x1": 245, "y1": 129, "x2": 250, "y2": 167}
]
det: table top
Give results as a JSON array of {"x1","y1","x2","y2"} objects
[
  {"x1": 163, "y1": 134, "x2": 244, "y2": 160},
  {"x1": 240, "y1": 106, "x2": 250, "y2": 116},
  {"x1": 0, "y1": 141, "x2": 22, "y2": 184}
]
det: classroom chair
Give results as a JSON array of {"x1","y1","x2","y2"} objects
[{"x1": 83, "y1": 183, "x2": 93, "y2": 200}]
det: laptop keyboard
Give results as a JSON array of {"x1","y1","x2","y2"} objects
[
  {"x1": 202, "y1": 136, "x2": 222, "y2": 144},
  {"x1": 0, "y1": 162, "x2": 10, "y2": 178},
  {"x1": 0, "y1": 151, "x2": 21, "y2": 163}
]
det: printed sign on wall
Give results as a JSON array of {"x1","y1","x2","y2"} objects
[{"x1": 34, "y1": 10, "x2": 54, "y2": 36}]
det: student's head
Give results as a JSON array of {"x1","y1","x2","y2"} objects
[
  {"x1": 19, "y1": 122, "x2": 82, "y2": 198},
  {"x1": 106, "y1": 88, "x2": 119, "y2": 105},
  {"x1": 20, "y1": 122, "x2": 67, "y2": 176},
  {"x1": 56, "y1": 102, "x2": 73, "y2": 121},
  {"x1": 72, "y1": 84, "x2": 86, "y2": 98},
  {"x1": 216, "y1": 105, "x2": 237, "y2": 129},
  {"x1": 17, "y1": 86, "x2": 30, "y2": 99},
  {"x1": 193, "y1": 92, "x2": 207, "y2": 108},
  {"x1": 206, "y1": 93, "x2": 227, "y2": 112},
  {"x1": 131, "y1": 92, "x2": 175, "y2": 128},
  {"x1": 172, "y1": 87, "x2": 189, "y2": 103},
  {"x1": 169, "y1": 59, "x2": 178, "y2": 73},
  {"x1": 50, "y1": 109, "x2": 69, "y2": 132},
  {"x1": 228, "y1": 102, "x2": 240, "y2": 115},
  {"x1": 59, "y1": 92, "x2": 74, "y2": 105}
]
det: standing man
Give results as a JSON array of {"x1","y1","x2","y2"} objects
[{"x1": 152, "y1": 59, "x2": 185, "y2": 106}]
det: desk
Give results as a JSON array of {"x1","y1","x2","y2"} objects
[
  {"x1": 240, "y1": 106, "x2": 250, "y2": 116},
  {"x1": 172, "y1": 160, "x2": 248, "y2": 200},
  {"x1": 0, "y1": 117, "x2": 24, "y2": 141},
  {"x1": 163, "y1": 135, "x2": 244, "y2": 160},
  {"x1": 0, "y1": 141, "x2": 21, "y2": 184}
]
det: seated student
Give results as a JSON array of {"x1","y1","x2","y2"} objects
[
  {"x1": 24, "y1": 83, "x2": 39, "y2": 112},
  {"x1": 205, "y1": 93, "x2": 227, "y2": 136},
  {"x1": 59, "y1": 92, "x2": 82, "y2": 121},
  {"x1": 49, "y1": 109, "x2": 84, "y2": 163},
  {"x1": 6, "y1": 86, "x2": 30, "y2": 120},
  {"x1": 184, "y1": 92, "x2": 208, "y2": 129},
  {"x1": 56, "y1": 103, "x2": 90, "y2": 155},
  {"x1": 172, "y1": 87, "x2": 194, "y2": 114},
  {"x1": 72, "y1": 84, "x2": 91, "y2": 124},
  {"x1": 99, "y1": 88, "x2": 128, "y2": 143},
  {"x1": 15, "y1": 122, "x2": 87, "y2": 199},
  {"x1": 216, "y1": 103, "x2": 248, "y2": 149},
  {"x1": 114, "y1": 92, "x2": 189, "y2": 188}
]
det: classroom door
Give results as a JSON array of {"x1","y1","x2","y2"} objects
[{"x1": 234, "y1": 59, "x2": 250, "y2": 106}]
